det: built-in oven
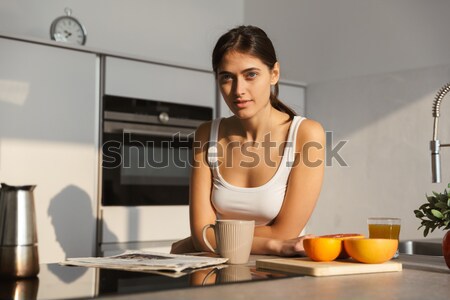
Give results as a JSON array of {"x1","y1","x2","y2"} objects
[{"x1": 101, "y1": 95, "x2": 213, "y2": 206}]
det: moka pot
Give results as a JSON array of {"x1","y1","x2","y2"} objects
[{"x1": 0, "y1": 183, "x2": 39, "y2": 278}]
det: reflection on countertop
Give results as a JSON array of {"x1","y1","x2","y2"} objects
[
  {"x1": 0, "y1": 255, "x2": 298, "y2": 300},
  {"x1": 0, "y1": 264, "x2": 97, "y2": 300}
]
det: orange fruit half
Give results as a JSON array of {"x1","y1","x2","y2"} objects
[
  {"x1": 344, "y1": 238, "x2": 398, "y2": 264},
  {"x1": 320, "y1": 233, "x2": 365, "y2": 259},
  {"x1": 303, "y1": 238, "x2": 342, "y2": 262}
]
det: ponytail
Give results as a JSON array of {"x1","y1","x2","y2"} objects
[{"x1": 270, "y1": 83, "x2": 297, "y2": 119}]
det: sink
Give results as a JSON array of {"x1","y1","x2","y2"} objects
[{"x1": 399, "y1": 239, "x2": 443, "y2": 256}]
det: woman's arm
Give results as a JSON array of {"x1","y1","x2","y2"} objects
[
  {"x1": 252, "y1": 119, "x2": 325, "y2": 254},
  {"x1": 189, "y1": 121, "x2": 218, "y2": 252}
]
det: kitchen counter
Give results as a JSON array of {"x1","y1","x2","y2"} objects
[
  {"x1": 102, "y1": 254, "x2": 450, "y2": 300},
  {"x1": 4, "y1": 254, "x2": 449, "y2": 300}
]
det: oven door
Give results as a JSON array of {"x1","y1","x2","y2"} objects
[{"x1": 102, "y1": 121, "x2": 194, "y2": 206}]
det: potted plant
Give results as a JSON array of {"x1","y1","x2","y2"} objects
[{"x1": 414, "y1": 184, "x2": 450, "y2": 268}]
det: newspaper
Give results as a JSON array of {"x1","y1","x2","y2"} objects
[{"x1": 60, "y1": 250, "x2": 228, "y2": 274}]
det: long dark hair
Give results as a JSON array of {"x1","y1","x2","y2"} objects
[{"x1": 212, "y1": 25, "x2": 296, "y2": 119}]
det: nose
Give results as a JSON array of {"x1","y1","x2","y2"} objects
[{"x1": 234, "y1": 77, "x2": 246, "y2": 97}]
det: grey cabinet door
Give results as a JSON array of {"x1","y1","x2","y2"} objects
[
  {"x1": 0, "y1": 38, "x2": 99, "y2": 263},
  {"x1": 105, "y1": 57, "x2": 216, "y2": 112}
]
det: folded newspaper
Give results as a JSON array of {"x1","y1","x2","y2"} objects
[{"x1": 60, "y1": 250, "x2": 228, "y2": 274}]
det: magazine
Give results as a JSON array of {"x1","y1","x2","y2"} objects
[{"x1": 60, "y1": 250, "x2": 228, "y2": 275}]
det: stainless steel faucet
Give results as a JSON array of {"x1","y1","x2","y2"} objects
[{"x1": 431, "y1": 82, "x2": 450, "y2": 183}]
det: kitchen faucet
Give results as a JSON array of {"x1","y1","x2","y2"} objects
[{"x1": 431, "y1": 82, "x2": 450, "y2": 183}]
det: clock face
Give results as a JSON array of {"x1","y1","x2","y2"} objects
[{"x1": 50, "y1": 16, "x2": 87, "y2": 45}]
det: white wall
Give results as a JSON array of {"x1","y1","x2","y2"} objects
[
  {"x1": 245, "y1": 0, "x2": 450, "y2": 240},
  {"x1": 307, "y1": 64, "x2": 450, "y2": 240},
  {"x1": 244, "y1": 0, "x2": 450, "y2": 84},
  {"x1": 0, "y1": 0, "x2": 244, "y2": 70}
]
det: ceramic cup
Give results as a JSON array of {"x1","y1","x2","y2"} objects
[
  {"x1": 202, "y1": 220, "x2": 254, "y2": 264},
  {"x1": 368, "y1": 217, "x2": 401, "y2": 258}
]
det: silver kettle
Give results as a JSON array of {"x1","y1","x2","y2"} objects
[{"x1": 0, "y1": 183, "x2": 39, "y2": 278}]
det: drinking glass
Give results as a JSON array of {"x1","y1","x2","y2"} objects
[{"x1": 367, "y1": 217, "x2": 401, "y2": 258}]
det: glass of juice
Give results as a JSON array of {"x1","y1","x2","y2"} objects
[{"x1": 367, "y1": 217, "x2": 401, "y2": 258}]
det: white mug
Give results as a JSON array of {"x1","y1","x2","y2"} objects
[{"x1": 202, "y1": 220, "x2": 254, "y2": 264}]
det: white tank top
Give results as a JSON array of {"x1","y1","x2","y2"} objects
[{"x1": 207, "y1": 116, "x2": 305, "y2": 226}]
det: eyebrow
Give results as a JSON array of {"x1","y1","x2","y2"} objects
[{"x1": 218, "y1": 67, "x2": 261, "y2": 75}]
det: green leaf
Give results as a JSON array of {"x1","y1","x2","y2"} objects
[
  {"x1": 431, "y1": 209, "x2": 444, "y2": 219},
  {"x1": 447, "y1": 197, "x2": 450, "y2": 207},
  {"x1": 429, "y1": 195, "x2": 438, "y2": 204},
  {"x1": 414, "y1": 210, "x2": 425, "y2": 218},
  {"x1": 439, "y1": 193, "x2": 448, "y2": 203},
  {"x1": 435, "y1": 202, "x2": 448, "y2": 209},
  {"x1": 424, "y1": 226, "x2": 430, "y2": 237},
  {"x1": 420, "y1": 203, "x2": 429, "y2": 210},
  {"x1": 425, "y1": 211, "x2": 439, "y2": 221}
]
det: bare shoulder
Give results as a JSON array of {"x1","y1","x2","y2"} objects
[
  {"x1": 297, "y1": 118, "x2": 325, "y2": 144},
  {"x1": 194, "y1": 120, "x2": 213, "y2": 143}
]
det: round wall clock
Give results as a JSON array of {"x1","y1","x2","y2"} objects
[{"x1": 50, "y1": 8, "x2": 87, "y2": 45}]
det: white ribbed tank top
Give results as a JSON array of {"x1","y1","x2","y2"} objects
[{"x1": 207, "y1": 116, "x2": 305, "y2": 226}]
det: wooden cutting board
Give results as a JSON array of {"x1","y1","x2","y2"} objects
[{"x1": 256, "y1": 257, "x2": 402, "y2": 277}]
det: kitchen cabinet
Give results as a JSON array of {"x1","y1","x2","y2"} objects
[
  {"x1": 0, "y1": 38, "x2": 99, "y2": 263},
  {"x1": 218, "y1": 81, "x2": 305, "y2": 117},
  {"x1": 0, "y1": 35, "x2": 217, "y2": 260},
  {"x1": 101, "y1": 57, "x2": 215, "y2": 250},
  {"x1": 105, "y1": 57, "x2": 216, "y2": 110}
]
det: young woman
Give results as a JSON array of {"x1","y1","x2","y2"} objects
[{"x1": 171, "y1": 25, "x2": 324, "y2": 256}]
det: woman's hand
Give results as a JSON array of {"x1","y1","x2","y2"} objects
[
  {"x1": 170, "y1": 236, "x2": 198, "y2": 254},
  {"x1": 275, "y1": 234, "x2": 315, "y2": 257},
  {"x1": 252, "y1": 234, "x2": 315, "y2": 256}
]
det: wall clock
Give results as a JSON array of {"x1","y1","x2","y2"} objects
[{"x1": 50, "y1": 8, "x2": 87, "y2": 45}]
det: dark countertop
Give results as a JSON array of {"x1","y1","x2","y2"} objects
[
  {"x1": 0, "y1": 254, "x2": 299, "y2": 300},
  {"x1": 2, "y1": 254, "x2": 449, "y2": 300},
  {"x1": 103, "y1": 254, "x2": 450, "y2": 300}
]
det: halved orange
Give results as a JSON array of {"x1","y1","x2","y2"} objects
[
  {"x1": 320, "y1": 233, "x2": 365, "y2": 259},
  {"x1": 344, "y1": 238, "x2": 398, "y2": 264},
  {"x1": 303, "y1": 238, "x2": 342, "y2": 262}
]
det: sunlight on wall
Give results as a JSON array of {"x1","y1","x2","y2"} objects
[
  {"x1": 0, "y1": 79, "x2": 29, "y2": 105},
  {"x1": 0, "y1": 138, "x2": 98, "y2": 263}
]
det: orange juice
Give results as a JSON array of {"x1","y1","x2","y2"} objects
[{"x1": 368, "y1": 224, "x2": 401, "y2": 240}]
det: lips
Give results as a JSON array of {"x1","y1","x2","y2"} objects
[{"x1": 234, "y1": 99, "x2": 252, "y2": 108}]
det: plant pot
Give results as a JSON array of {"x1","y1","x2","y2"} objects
[{"x1": 444, "y1": 231, "x2": 450, "y2": 269}]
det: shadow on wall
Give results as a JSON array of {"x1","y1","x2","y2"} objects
[{"x1": 47, "y1": 185, "x2": 118, "y2": 283}]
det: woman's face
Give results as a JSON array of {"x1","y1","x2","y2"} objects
[{"x1": 217, "y1": 51, "x2": 279, "y2": 120}]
